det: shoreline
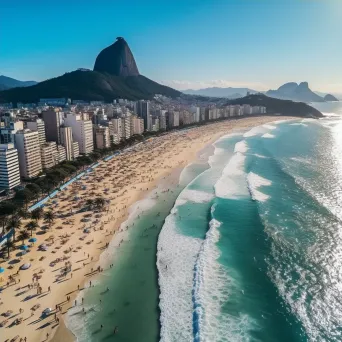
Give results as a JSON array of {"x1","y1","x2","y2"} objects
[{"x1": 0, "y1": 116, "x2": 297, "y2": 342}]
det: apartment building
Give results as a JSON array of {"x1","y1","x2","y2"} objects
[
  {"x1": 94, "y1": 125, "x2": 110, "y2": 149},
  {"x1": 15, "y1": 129, "x2": 42, "y2": 179},
  {"x1": 27, "y1": 119, "x2": 46, "y2": 145},
  {"x1": 0, "y1": 143, "x2": 21, "y2": 189},
  {"x1": 64, "y1": 114, "x2": 94, "y2": 154}
]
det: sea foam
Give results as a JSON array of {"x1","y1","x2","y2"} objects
[
  {"x1": 262, "y1": 133, "x2": 275, "y2": 138},
  {"x1": 246, "y1": 172, "x2": 272, "y2": 202}
]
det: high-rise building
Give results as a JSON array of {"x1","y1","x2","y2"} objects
[
  {"x1": 0, "y1": 119, "x2": 24, "y2": 144},
  {"x1": 41, "y1": 142, "x2": 58, "y2": 169},
  {"x1": 27, "y1": 119, "x2": 46, "y2": 145},
  {"x1": 136, "y1": 100, "x2": 150, "y2": 131},
  {"x1": 0, "y1": 143, "x2": 20, "y2": 189},
  {"x1": 57, "y1": 145, "x2": 66, "y2": 163},
  {"x1": 64, "y1": 114, "x2": 94, "y2": 154},
  {"x1": 132, "y1": 116, "x2": 144, "y2": 135},
  {"x1": 42, "y1": 108, "x2": 63, "y2": 143},
  {"x1": 60, "y1": 126, "x2": 74, "y2": 160},
  {"x1": 72, "y1": 142, "x2": 80, "y2": 159},
  {"x1": 168, "y1": 111, "x2": 180, "y2": 128},
  {"x1": 94, "y1": 126, "x2": 110, "y2": 149},
  {"x1": 123, "y1": 116, "x2": 132, "y2": 139},
  {"x1": 15, "y1": 129, "x2": 42, "y2": 179},
  {"x1": 108, "y1": 118, "x2": 123, "y2": 144}
]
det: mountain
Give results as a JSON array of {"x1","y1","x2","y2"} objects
[
  {"x1": 0, "y1": 38, "x2": 180, "y2": 103},
  {"x1": 94, "y1": 37, "x2": 140, "y2": 76},
  {"x1": 228, "y1": 94, "x2": 323, "y2": 118},
  {"x1": 324, "y1": 94, "x2": 339, "y2": 102},
  {"x1": 0, "y1": 75, "x2": 37, "y2": 90},
  {"x1": 266, "y1": 82, "x2": 325, "y2": 102},
  {"x1": 183, "y1": 87, "x2": 259, "y2": 98}
]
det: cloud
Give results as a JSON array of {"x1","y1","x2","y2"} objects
[{"x1": 159, "y1": 79, "x2": 269, "y2": 91}]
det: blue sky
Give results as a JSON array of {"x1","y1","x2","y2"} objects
[{"x1": 1, "y1": 0, "x2": 341, "y2": 93}]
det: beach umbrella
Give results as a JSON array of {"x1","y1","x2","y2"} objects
[
  {"x1": 28, "y1": 238, "x2": 37, "y2": 243},
  {"x1": 0, "y1": 267, "x2": 5, "y2": 273},
  {"x1": 20, "y1": 263, "x2": 31, "y2": 270},
  {"x1": 20, "y1": 245, "x2": 29, "y2": 251}
]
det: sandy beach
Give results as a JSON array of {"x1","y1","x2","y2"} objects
[{"x1": 0, "y1": 116, "x2": 297, "y2": 342}]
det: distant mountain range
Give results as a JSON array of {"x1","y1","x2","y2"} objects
[
  {"x1": 0, "y1": 75, "x2": 37, "y2": 91},
  {"x1": 184, "y1": 82, "x2": 339, "y2": 103},
  {"x1": 266, "y1": 82, "x2": 338, "y2": 103},
  {"x1": 184, "y1": 87, "x2": 259, "y2": 98},
  {"x1": 0, "y1": 38, "x2": 180, "y2": 103}
]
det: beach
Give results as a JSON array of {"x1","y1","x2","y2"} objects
[{"x1": 0, "y1": 116, "x2": 296, "y2": 342}]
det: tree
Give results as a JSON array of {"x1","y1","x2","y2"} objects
[
  {"x1": 25, "y1": 220, "x2": 38, "y2": 237},
  {"x1": 44, "y1": 210, "x2": 55, "y2": 228},
  {"x1": 14, "y1": 188, "x2": 33, "y2": 209},
  {"x1": 6, "y1": 217, "x2": 21, "y2": 242},
  {"x1": 25, "y1": 183, "x2": 41, "y2": 201},
  {"x1": 17, "y1": 230, "x2": 30, "y2": 245},
  {"x1": 31, "y1": 207, "x2": 43, "y2": 221},
  {"x1": 4, "y1": 239, "x2": 15, "y2": 258},
  {"x1": 16, "y1": 208, "x2": 30, "y2": 219},
  {"x1": 0, "y1": 201, "x2": 16, "y2": 233}
]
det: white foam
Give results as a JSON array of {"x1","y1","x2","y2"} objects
[
  {"x1": 263, "y1": 124, "x2": 277, "y2": 130},
  {"x1": 290, "y1": 123, "x2": 308, "y2": 127},
  {"x1": 252, "y1": 153, "x2": 269, "y2": 159},
  {"x1": 262, "y1": 133, "x2": 275, "y2": 139},
  {"x1": 243, "y1": 126, "x2": 265, "y2": 137},
  {"x1": 158, "y1": 211, "x2": 203, "y2": 342},
  {"x1": 214, "y1": 152, "x2": 249, "y2": 199},
  {"x1": 246, "y1": 172, "x2": 272, "y2": 202},
  {"x1": 176, "y1": 188, "x2": 214, "y2": 205},
  {"x1": 193, "y1": 217, "x2": 259, "y2": 341},
  {"x1": 216, "y1": 132, "x2": 243, "y2": 142},
  {"x1": 234, "y1": 140, "x2": 249, "y2": 153}
]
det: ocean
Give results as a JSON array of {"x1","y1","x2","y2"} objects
[{"x1": 67, "y1": 102, "x2": 342, "y2": 342}]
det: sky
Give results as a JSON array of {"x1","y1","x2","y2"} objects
[{"x1": 1, "y1": 0, "x2": 342, "y2": 93}]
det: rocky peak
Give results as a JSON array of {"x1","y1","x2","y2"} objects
[{"x1": 93, "y1": 37, "x2": 140, "y2": 77}]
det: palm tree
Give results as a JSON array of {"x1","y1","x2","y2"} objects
[
  {"x1": 17, "y1": 208, "x2": 30, "y2": 220},
  {"x1": 4, "y1": 239, "x2": 15, "y2": 258},
  {"x1": 31, "y1": 207, "x2": 43, "y2": 221},
  {"x1": 25, "y1": 220, "x2": 38, "y2": 237},
  {"x1": 6, "y1": 217, "x2": 21, "y2": 243},
  {"x1": 44, "y1": 210, "x2": 55, "y2": 229},
  {"x1": 17, "y1": 230, "x2": 30, "y2": 245}
]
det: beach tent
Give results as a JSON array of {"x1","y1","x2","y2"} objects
[{"x1": 20, "y1": 245, "x2": 29, "y2": 251}]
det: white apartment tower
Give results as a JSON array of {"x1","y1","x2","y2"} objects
[
  {"x1": 64, "y1": 114, "x2": 94, "y2": 154},
  {"x1": 60, "y1": 126, "x2": 74, "y2": 160},
  {"x1": 15, "y1": 129, "x2": 42, "y2": 179},
  {"x1": 26, "y1": 119, "x2": 46, "y2": 145},
  {"x1": 108, "y1": 118, "x2": 123, "y2": 144},
  {"x1": 0, "y1": 143, "x2": 21, "y2": 189}
]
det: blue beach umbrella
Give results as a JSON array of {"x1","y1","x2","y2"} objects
[
  {"x1": 28, "y1": 238, "x2": 37, "y2": 243},
  {"x1": 20, "y1": 245, "x2": 29, "y2": 251},
  {"x1": 0, "y1": 267, "x2": 5, "y2": 273}
]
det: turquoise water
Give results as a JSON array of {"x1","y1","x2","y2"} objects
[{"x1": 158, "y1": 110, "x2": 342, "y2": 342}]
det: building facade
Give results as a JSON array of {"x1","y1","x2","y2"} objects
[
  {"x1": 42, "y1": 108, "x2": 63, "y2": 144},
  {"x1": 60, "y1": 126, "x2": 74, "y2": 160},
  {"x1": 15, "y1": 129, "x2": 42, "y2": 179},
  {"x1": 94, "y1": 126, "x2": 110, "y2": 149},
  {"x1": 64, "y1": 114, "x2": 94, "y2": 154},
  {"x1": 0, "y1": 143, "x2": 20, "y2": 189},
  {"x1": 27, "y1": 119, "x2": 46, "y2": 145}
]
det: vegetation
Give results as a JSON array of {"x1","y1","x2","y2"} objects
[
  {"x1": 25, "y1": 220, "x2": 39, "y2": 237},
  {"x1": 228, "y1": 94, "x2": 323, "y2": 117},
  {"x1": 0, "y1": 70, "x2": 181, "y2": 104},
  {"x1": 44, "y1": 210, "x2": 55, "y2": 228},
  {"x1": 17, "y1": 230, "x2": 30, "y2": 245}
]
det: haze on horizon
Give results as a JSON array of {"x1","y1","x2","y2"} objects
[{"x1": 1, "y1": 0, "x2": 341, "y2": 94}]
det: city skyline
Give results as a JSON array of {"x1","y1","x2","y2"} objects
[{"x1": 1, "y1": 0, "x2": 342, "y2": 94}]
